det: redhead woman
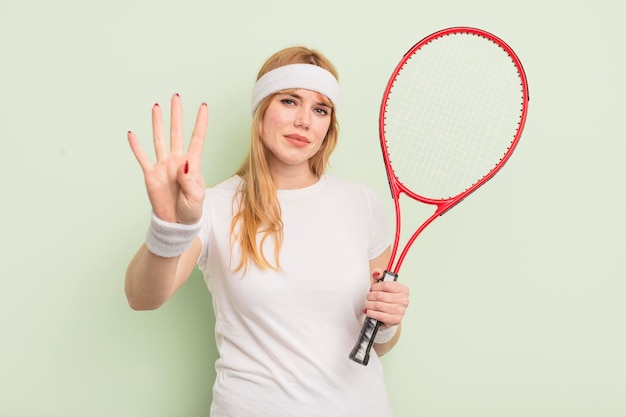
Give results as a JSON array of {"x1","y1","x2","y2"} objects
[{"x1": 125, "y1": 46, "x2": 409, "y2": 417}]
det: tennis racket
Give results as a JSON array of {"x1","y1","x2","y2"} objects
[{"x1": 349, "y1": 27, "x2": 529, "y2": 365}]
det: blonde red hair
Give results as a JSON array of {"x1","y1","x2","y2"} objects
[{"x1": 231, "y1": 46, "x2": 340, "y2": 273}]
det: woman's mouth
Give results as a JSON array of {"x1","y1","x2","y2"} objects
[{"x1": 284, "y1": 134, "x2": 310, "y2": 147}]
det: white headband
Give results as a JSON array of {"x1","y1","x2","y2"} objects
[{"x1": 250, "y1": 63, "x2": 340, "y2": 114}]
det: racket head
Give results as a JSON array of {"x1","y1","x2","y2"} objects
[{"x1": 380, "y1": 27, "x2": 529, "y2": 204}]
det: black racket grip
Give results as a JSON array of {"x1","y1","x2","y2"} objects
[{"x1": 349, "y1": 270, "x2": 398, "y2": 365}]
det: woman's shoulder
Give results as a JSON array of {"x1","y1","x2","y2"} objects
[
  {"x1": 203, "y1": 176, "x2": 242, "y2": 207},
  {"x1": 207, "y1": 175, "x2": 242, "y2": 193}
]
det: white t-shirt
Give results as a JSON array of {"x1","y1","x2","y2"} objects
[{"x1": 197, "y1": 175, "x2": 394, "y2": 417}]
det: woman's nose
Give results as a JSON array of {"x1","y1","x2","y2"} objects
[{"x1": 295, "y1": 109, "x2": 310, "y2": 128}]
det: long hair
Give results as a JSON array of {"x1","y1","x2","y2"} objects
[{"x1": 231, "y1": 46, "x2": 340, "y2": 273}]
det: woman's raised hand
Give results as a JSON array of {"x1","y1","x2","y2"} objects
[{"x1": 127, "y1": 94, "x2": 208, "y2": 224}]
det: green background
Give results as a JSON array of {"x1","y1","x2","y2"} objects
[{"x1": 1, "y1": 0, "x2": 624, "y2": 416}]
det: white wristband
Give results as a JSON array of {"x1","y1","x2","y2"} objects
[
  {"x1": 145, "y1": 211, "x2": 202, "y2": 258},
  {"x1": 374, "y1": 325, "x2": 398, "y2": 344}
]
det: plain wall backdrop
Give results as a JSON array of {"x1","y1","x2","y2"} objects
[{"x1": 1, "y1": 0, "x2": 624, "y2": 416}]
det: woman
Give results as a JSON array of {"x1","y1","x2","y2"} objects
[{"x1": 126, "y1": 46, "x2": 409, "y2": 417}]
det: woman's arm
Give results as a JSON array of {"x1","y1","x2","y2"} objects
[
  {"x1": 124, "y1": 94, "x2": 208, "y2": 310},
  {"x1": 125, "y1": 239, "x2": 201, "y2": 310}
]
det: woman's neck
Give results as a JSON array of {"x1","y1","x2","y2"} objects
[{"x1": 272, "y1": 165, "x2": 319, "y2": 190}]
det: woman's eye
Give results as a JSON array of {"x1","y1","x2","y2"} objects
[
  {"x1": 314, "y1": 108, "x2": 329, "y2": 116},
  {"x1": 281, "y1": 99, "x2": 295, "y2": 105}
]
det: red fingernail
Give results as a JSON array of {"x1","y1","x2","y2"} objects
[
  {"x1": 184, "y1": 161, "x2": 189, "y2": 174},
  {"x1": 154, "y1": 103, "x2": 159, "y2": 107},
  {"x1": 175, "y1": 93, "x2": 180, "y2": 97},
  {"x1": 363, "y1": 308, "x2": 367, "y2": 314},
  {"x1": 202, "y1": 102, "x2": 207, "y2": 107},
  {"x1": 373, "y1": 271, "x2": 381, "y2": 278}
]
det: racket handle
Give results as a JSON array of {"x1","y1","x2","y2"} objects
[{"x1": 349, "y1": 270, "x2": 398, "y2": 365}]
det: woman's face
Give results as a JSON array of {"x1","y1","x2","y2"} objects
[{"x1": 260, "y1": 89, "x2": 332, "y2": 175}]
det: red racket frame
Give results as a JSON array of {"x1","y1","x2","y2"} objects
[{"x1": 382, "y1": 26, "x2": 529, "y2": 275}]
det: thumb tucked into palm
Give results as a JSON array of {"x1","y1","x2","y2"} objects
[{"x1": 175, "y1": 159, "x2": 205, "y2": 225}]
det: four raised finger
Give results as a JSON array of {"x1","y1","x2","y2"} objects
[
  {"x1": 127, "y1": 130, "x2": 154, "y2": 174},
  {"x1": 169, "y1": 93, "x2": 184, "y2": 156},
  {"x1": 151, "y1": 103, "x2": 167, "y2": 161},
  {"x1": 132, "y1": 94, "x2": 209, "y2": 167},
  {"x1": 187, "y1": 102, "x2": 209, "y2": 164}
]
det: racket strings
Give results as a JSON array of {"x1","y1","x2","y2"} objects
[{"x1": 384, "y1": 33, "x2": 525, "y2": 199}]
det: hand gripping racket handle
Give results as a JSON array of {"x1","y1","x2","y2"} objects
[{"x1": 349, "y1": 270, "x2": 398, "y2": 365}]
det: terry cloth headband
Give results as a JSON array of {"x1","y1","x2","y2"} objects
[{"x1": 250, "y1": 63, "x2": 340, "y2": 114}]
